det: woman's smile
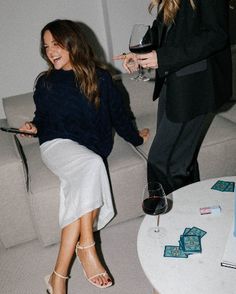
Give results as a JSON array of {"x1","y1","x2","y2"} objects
[{"x1": 43, "y1": 30, "x2": 72, "y2": 70}]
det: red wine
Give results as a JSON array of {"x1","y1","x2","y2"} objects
[
  {"x1": 142, "y1": 196, "x2": 167, "y2": 215},
  {"x1": 129, "y1": 44, "x2": 153, "y2": 54}
]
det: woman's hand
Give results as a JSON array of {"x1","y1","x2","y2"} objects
[
  {"x1": 19, "y1": 122, "x2": 37, "y2": 137},
  {"x1": 113, "y1": 50, "x2": 158, "y2": 72},
  {"x1": 113, "y1": 53, "x2": 139, "y2": 73},
  {"x1": 139, "y1": 128, "x2": 150, "y2": 144},
  {"x1": 136, "y1": 50, "x2": 158, "y2": 69}
]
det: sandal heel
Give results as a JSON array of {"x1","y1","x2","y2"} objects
[{"x1": 44, "y1": 270, "x2": 69, "y2": 294}]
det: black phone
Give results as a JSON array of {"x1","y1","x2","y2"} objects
[{"x1": 0, "y1": 127, "x2": 36, "y2": 137}]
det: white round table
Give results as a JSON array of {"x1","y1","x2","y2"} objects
[{"x1": 137, "y1": 177, "x2": 236, "y2": 294}]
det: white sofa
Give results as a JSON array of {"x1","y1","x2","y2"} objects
[{"x1": 0, "y1": 46, "x2": 236, "y2": 249}]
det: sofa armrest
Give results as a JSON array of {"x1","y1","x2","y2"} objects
[{"x1": 0, "y1": 123, "x2": 36, "y2": 247}]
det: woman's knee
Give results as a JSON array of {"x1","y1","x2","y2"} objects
[{"x1": 88, "y1": 153, "x2": 104, "y2": 168}]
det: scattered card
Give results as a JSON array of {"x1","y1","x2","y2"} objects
[
  {"x1": 211, "y1": 180, "x2": 235, "y2": 192},
  {"x1": 183, "y1": 227, "x2": 191, "y2": 235},
  {"x1": 178, "y1": 238, "x2": 191, "y2": 254},
  {"x1": 223, "y1": 182, "x2": 235, "y2": 192},
  {"x1": 164, "y1": 245, "x2": 188, "y2": 258},
  {"x1": 164, "y1": 226, "x2": 207, "y2": 258},
  {"x1": 186, "y1": 226, "x2": 207, "y2": 238},
  {"x1": 180, "y1": 235, "x2": 202, "y2": 253}
]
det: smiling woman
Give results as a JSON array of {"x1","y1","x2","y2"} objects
[
  {"x1": 18, "y1": 19, "x2": 149, "y2": 294},
  {"x1": 43, "y1": 30, "x2": 72, "y2": 70},
  {"x1": 39, "y1": 19, "x2": 104, "y2": 107}
]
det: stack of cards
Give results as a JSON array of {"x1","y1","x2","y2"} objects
[
  {"x1": 164, "y1": 226, "x2": 207, "y2": 258},
  {"x1": 211, "y1": 180, "x2": 235, "y2": 192}
]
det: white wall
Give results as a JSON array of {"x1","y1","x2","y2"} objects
[
  {"x1": 104, "y1": 0, "x2": 153, "y2": 72},
  {"x1": 0, "y1": 0, "x2": 153, "y2": 118}
]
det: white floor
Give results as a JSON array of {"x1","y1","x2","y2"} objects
[{"x1": 0, "y1": 217, "x2": 152, "y2": 294}]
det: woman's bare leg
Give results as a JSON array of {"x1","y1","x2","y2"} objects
[
  {"x1": 50, "y1": 219, "x2": 80, "y2": 294},
  {"x1": 77, "y1": 210, "x2": 112, "y2": 287},
  {"x1": 49, "y1": 209, "x2": 111, "y2": 292}
]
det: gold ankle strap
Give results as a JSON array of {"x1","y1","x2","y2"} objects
[
  {"x1": 76, "y1": 241, "x2": 95, "y2": 250},
  {"x1": 53, "y1": 270, "x2": 69, "y2": 280}
]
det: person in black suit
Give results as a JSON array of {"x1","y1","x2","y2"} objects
[{"x1": 114, "y1": 0, "x2": 232, "y2": 194}]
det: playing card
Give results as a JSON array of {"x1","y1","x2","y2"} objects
[
  {"x1": 186, "y1": 226, "x2": 207, "y2": 238},
  {"x1": 178, "y1": 238, "x2": 192, "y2": 255},
  {"x1": 164, "y1": 245, "x2": 188, "y2": 258},
  {"x1": 178, "y1": 238, "x2": 184, "y2": 250},
  {"x1": 223, "y1": 181, "x2": 235, "y2": 192},
  {"x1": 180, "y1": 235, "x2": 202, "y2": 253},
  {"x1": 164, "y1": 226, "x2": 206, "y2": 258},
  {"x1": 211, "y1": 180, "x2": 235, "y2": 192},
  {"x1": 211, "y1": 180, "x2": 228, "y2": 191},
  {"x1": 183, "y1": 227, "x2": 191, "y2": 235}
]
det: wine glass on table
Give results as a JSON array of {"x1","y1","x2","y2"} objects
[
  {"x1": 129, "y1": 24, "x2": 153, "y2": 81},
  {"x1": 142, "y1": 182, "x2": 168, "y2": 235}
]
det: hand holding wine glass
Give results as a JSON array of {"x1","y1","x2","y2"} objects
[
  {"x1": 136, "y1": 50, "x2": 158, "y2": 70},
  {"x1": 129, "y1": 24, "x2": 153, "y2": 81},
  {"x1": 142, "y1": 182, "x2": 168, "y2": 233}
]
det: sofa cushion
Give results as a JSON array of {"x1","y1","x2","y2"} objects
[
  {"x1": 22, "y1": 142, "x2": 61, "y2": 246},
  {"x1": 107, "y1": 135, "x2": 146, "y2": 227},
  {"x1": 217, "y1": 45, "x2": 236, "y2": 124},
  {"x1": 201, "y1": 115, "x2": 236, "y2": 147},
  {"x1": 115, "y1": 74, "x2": 156, "y2": 118},
  {"x1": 199, "y1": 115, "x2": 236, "y2": 179},
  {"x1": 135, "y1": 113, "x2": 157, "y2": 159},
  {"x1": 0, "y1": 127, "x2": 36, "y2": 248},
  {"x1": 3, "y1": 92, "x2": 37, "y2": 146},
  {"x1": 218, "y1": 101, "x2": 236, "y2": 124}
]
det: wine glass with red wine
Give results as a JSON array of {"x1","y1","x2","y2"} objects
[
  {"x1": 129, "y1": 24, "x2": 153, "y2": 81},
  {"x1": 142, "y1": 182, "x2": 168, "y2": 233}
]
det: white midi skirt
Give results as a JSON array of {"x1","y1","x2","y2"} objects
[{"x1": 40, "y1": 139, "x2": 115, "y2": 230}]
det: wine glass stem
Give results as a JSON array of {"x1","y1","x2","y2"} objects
[
  {"x1": 137, "y1": 66, "x2": 144, "y2": 78},
  {"x1": 130, "y1": 65, "x2": 143, "y2": 80},
  {"x1": 138, "y1": 65, "x2": 142, "y2": 74},
  {"x1": 154, "y1": 215, "x2": 160, "y2": 233}
]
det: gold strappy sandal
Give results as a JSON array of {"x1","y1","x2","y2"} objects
[{"x1": 75, "y1": 241, "x2": 112, "y2": 289}]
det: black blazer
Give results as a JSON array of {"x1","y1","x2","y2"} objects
[{"x1": 152, "y1": 0, "x2": 232, "y2": 122}]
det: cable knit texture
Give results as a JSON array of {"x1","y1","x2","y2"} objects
[{"x1": 32, "y1": 68, "x2": 143, "y2": 158}]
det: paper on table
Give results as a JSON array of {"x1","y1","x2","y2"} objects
[{"x1": 221, "y1": 222, "x2": 236, "y2": 269}]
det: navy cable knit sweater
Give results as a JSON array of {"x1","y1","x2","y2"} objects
[{"x1": 32, "y1": 68, "x2": 143, "y2": 158}]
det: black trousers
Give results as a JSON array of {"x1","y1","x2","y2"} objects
[{"x1": 147, "y1": 85, "x2": 214, "y2": 195}]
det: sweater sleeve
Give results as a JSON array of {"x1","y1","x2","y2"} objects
[
  {"x1": 31, "y1": 75, "x2": 46, "y2": 134},
  {"x1": 104, "y1": 73, "x2": 143, "y2": 146}
]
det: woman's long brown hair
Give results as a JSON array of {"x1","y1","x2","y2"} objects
[
  {"x1": 40, "y1": 19, "x2": 105, "y2": 108},
  {"x1": 149, "y1": 0, "x2": 195, "y2": 25}
]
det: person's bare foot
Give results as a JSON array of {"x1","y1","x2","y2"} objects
[{"x1": 75, "y1": 242, "x2": 112, "y2": 288}]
